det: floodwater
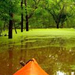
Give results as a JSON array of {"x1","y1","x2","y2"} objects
[{"x1": 0, "y1": 37, "x2": 75, "y2": 75}]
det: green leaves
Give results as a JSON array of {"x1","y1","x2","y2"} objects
[
  {"x1": 0, "y1": 0, "x2": 20, "y2": 14},
  {"x1": 34, "y1": 7, "x2": 42, "y2": 15},
  {"x1": 0, "y1": 0, "x2": 20, "y2": 21}
]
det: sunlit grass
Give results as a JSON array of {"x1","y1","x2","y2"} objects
[
  {"x1": 1, "y1": 28, "x2": 75, "y2": 48},
  {"x1": 25, "y1": 28, "x2": 75, "y2": 37}
]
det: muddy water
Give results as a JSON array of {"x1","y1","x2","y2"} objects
[{"x1": 0, "y1": 38, "x2": 75, "y2": 75}]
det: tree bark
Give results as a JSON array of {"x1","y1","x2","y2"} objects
[
  {"x1": 57, "y1": 22, "x2": 59, "y2": 29},
  {"x1": 25, "y1": 0, "x2": 29, "y2": 31},
  {"x1": 21, "y1": 0, "x2": 23, "y2": 32},
  {"x1": 9, "y1": 13, "x2": 13, "y2": 39},
  {"x1": 26, "y1": 14, "x2": 29, "y2": 31}
]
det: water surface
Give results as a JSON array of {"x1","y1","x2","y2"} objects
[{"x1": 0, "y1": 37, "x2": 75, "y2": 75}]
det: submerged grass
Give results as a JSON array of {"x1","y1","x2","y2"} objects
[{"x1": 0, "y1": 28, "x2": 75, "y2": 48}]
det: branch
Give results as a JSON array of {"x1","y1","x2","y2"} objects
[
  {"x1": 28, "y1": 7, "x2": 37, "y2": 19},
  {"x1": 33, "y1": 0, "x2": 36, "y2": 4},
  {"x1": 33, "y1": 0, "x2": 40, "y2": 5},
  {"x1": 45, "y1": 7, "x2": 57, "y2": 23},
  {"x1": 28, "y1": 0, "x2": 40, "y2": 19},
  {"x1": 58, "y1": 6, "x2": 65, "y2": 22},
  {"x1": 28, "y1": 12, "x2": 34, "y2": 19},
  {"x1": 37, "y1": 0, "x2": 40, "y2": 4}
]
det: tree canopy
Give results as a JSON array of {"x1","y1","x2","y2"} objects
[{"x1": 0, "y1": 0, "x2": 75, "y2": 37}]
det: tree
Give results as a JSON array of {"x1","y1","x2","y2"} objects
[
  {"x1": 24, "y1": 0, "x2": 29, "y2": 31},
  {"x1": 9, "y1": 12, "x2": 13, "y2": 39},
  {"x1": 8, "y1": 0, "x2": 19, "y2": 38},
  {"x1": 0, "y1": 0, "x2": 20, "y2": 39},
  {"x1": 24, "y1": 0, "x2": 40, "y2": 31},
  {"x1": 21, "y1": 0, "x2": 23, "y2": 32},
  {"x1": 44, "y1": 0, "x2": 74, "y2": 28}
]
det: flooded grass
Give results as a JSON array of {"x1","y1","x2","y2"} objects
[{"x1": 0, "y1": 28, "x2": 75, "y2": 75}]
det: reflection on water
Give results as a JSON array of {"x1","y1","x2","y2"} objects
[
  {"x1": 0, "y1": 38, "x2": 75, "y2": 75},
  {"x1": 8, "y1": 46, "x2": 13, "y2": 75},
  {"x1": 57, "y1": 71, "x2": 66, "y2": 75}
]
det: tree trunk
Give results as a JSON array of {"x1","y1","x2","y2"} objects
[
  {"x1": 9, "y1": 13, "x2": 13, "y2": 39},
  {"x1": 13, "y1": 20, "x2": 17, "y2": 34},
  {"x1": 21, "y1": 0, "x2": 23, "y2": 32},
  {"x1": 25, "y1": 0, "x2": 29, "y2": 31},
  {"x1": 57, "y1": 22, "x2": 59, "y2": 28},
  {"x1": 26, "y1": 15, "x2": 29, "y2": 31}
]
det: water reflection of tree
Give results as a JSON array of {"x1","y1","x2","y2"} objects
[
  {"x1": 8, "y1": 45, "x2": 13, "y2": 75},
  {"x1": 24, "y1": 37, "x2": 29, "y2": 62},
  {"x1": 20, "y1": 38, "x2": 28, "y2": 63},
  {"x1": 20, "y1": 40, "x2": 23, "y2": 61}
]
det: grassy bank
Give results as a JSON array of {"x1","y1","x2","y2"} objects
[{"x1": 0, "y1": 28, "x2": 75, "y2": 48}]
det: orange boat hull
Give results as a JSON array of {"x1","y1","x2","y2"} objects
[{"x1": 13, "y1": 58, "x2": 48, "y2": 75}]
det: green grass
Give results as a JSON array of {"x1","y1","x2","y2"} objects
[
  {"x1": 26, "y1": 28, "x2": 75, "y2": 37},
  {"x1": 1, "y1": 28, "x2": 75, "y2": 48}
]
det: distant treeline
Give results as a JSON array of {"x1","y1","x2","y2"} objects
[{"x1": 0, "y1": 0, "x2": 75, "y2": 38}]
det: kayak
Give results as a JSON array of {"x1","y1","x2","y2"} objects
[{"x1": 13, "y1": 58, "x2": 48, "y2": 75}]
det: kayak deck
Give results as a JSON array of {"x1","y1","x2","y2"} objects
[{"x1": 13, "y1": 58, "x2": 48, "y2": 75}]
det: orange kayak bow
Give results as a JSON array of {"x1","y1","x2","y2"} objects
[{"x1": 13, "y1": 58, "x2": 48, "y2": 75}]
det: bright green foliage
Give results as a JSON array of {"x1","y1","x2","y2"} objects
[
  {"x1": 26, "y1": 0, "x2": 75, "y2": 28},
  {"x1": 0, "y1": 0, "x2": 20, "y2": 19},
  {"x1": 0, "y1": 0, "x2": 20, "y2": 33},
  {"x1": 43, "y1": 0, "x2": 75, "y2": 28},
  {"x1": 0, "y1": 0, "x2": 75, "y2": 29}
]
